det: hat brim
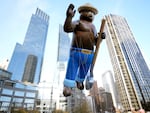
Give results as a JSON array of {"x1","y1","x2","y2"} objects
[{"x1": 78, "y1": 6, "x2": 98, "y2": 15}]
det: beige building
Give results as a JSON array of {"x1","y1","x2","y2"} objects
[{"x1": 104, "y1": 14, "x2": 150, "y2": 112}]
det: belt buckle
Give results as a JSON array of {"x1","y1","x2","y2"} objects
[{"x1": 81, "y1": 49, "x2": 91, "y2": 54}]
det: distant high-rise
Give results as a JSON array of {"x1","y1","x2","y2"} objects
[
  {"x1": 102, "y1": 70, "x2": 120, "y2": 108},
  {"x1": 57, "y1": 24, "x2": 70, "y2": 62},
  {"x1": 8, "y1": 8, "x2": 49, "y2": 84},
  {"x1": 22, "y1": 55, "x2": 38, "y2": 83},
  {"x1": 105, "y1": 14, "x2": 150, "y2": 111}
]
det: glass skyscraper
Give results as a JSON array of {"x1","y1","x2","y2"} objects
[
  {"x1": 104, "y1": 14, "x2": 150, "y2": 111},
  {"x1": 8, "y1": 8, "x2": 49, "y2": 84},
  {"x1": 57, "y1": 24, "x2": 70, "y2": 62},
  {"x1": 102, "y1": 70, "x2": 120, "y2": 108}
]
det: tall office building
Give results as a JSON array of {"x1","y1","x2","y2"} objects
[
  {"x1": 57, "y1": 24, "x2": 70, "y2": 62},
  {"x1": 55, "y1": 24, "x2": 70, "y2": 110},
  {"x1": 102, "y1": 70, "x2": 120, "y2": 108},
  {"x1": 104, "y1": 14, "x2": 150, "y2": 111},
  {"x1": 7, "y1": 8, "x2": 49, "y2": 84}
]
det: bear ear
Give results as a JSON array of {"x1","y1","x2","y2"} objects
[{"x1": 78, "y1": 3, "x2": 98, "y2": 15}]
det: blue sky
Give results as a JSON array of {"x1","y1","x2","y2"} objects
[{"x1": 0, "y1": 0, "x2": 150, "y2": 86}]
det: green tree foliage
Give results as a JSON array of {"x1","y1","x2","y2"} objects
[
  {"x1": 27, "y1": 110, "x2": 40, "y2": 113},
  {"x1": 11, "y1": 109, "x2": 26, "y2": 113},
  {"x1": 11, "y1": 108, "x2": 40, "y2": 113},
  {"x1": 52, "y1": 109, "x2": 68, "y2": 113}
]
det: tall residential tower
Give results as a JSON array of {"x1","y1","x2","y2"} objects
[
  {"x1": 104, "y1": 14, "x2": 150, "y2": 111},
  {"x1": 8, "y1": 8, "x2": 49, "y2": 84}
]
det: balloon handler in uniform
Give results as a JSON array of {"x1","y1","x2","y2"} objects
[{"x1": 63, "y1": 3, "x2": 105, "y2": 97}]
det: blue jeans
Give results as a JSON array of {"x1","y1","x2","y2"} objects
[{"x1": 63, "y1": 48, "x2": 94, "y2": 88}]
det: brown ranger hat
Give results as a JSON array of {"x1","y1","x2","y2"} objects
[{"x1": 78, "y1": 3, "x2": 98, "y2": 15}]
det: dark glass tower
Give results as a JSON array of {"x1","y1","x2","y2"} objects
[
  {"x1": 22, "y1": 55, "x2": 38, "y2": 83},
  {"x1": 105, "y1": 14, "x2": 150, "y2": 111},
  {"x1": 8, "y1": 8, "x2": 49, "y2": 84}
]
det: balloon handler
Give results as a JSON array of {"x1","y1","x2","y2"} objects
[{"x1": 63, "y1": 3, "x2": 106, "y2": 97}]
